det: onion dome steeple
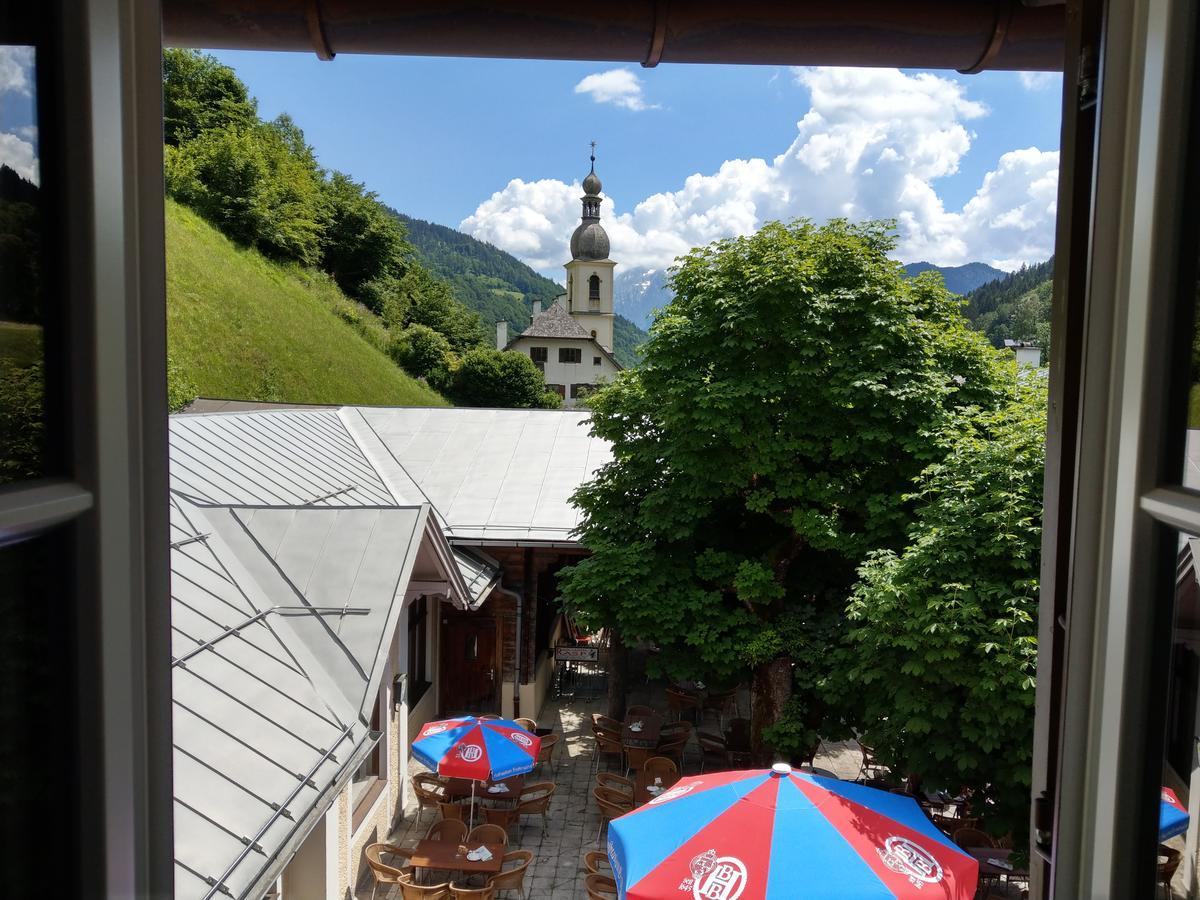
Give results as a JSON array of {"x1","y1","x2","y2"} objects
[{"x1": 570, "y1": 142, "x2": 610, "y2": 261}]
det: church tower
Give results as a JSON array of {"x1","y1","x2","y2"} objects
[{"x1": 563, "y1": 145, "x2": 616, "y2": 352}]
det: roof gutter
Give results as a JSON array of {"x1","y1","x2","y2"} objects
[{"x1": 162, "y1": 1, "x2": 1065, "y2": 73}]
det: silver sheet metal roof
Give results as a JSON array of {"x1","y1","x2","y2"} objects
[
  {"x1": 170, "y1": 495, "x2": 426, "y2": 900},
  {"x1": 453, "y1": 546, "x2": 504, "y2": 609},
  {"x1": 353, "y1": 407, "x2": 612, "y2": 544}
]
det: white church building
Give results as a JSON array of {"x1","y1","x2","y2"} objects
[{"x1": 497, "y1": 154, "x2": 623, "y2": 406}]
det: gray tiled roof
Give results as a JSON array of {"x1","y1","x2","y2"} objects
[{"x1": 515, "y1": 302, "x2": 593, "y2": 340}]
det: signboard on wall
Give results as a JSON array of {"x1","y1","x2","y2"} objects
[{"x1": 555, "y1": 646, "x2": 599, "y2": 662}]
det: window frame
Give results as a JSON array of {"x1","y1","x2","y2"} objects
[
  {"x1": 529, "y1": 346, "x2": 548, "y2": 363},
  {"x1": 407, "y1": 596, "x2": 431, "y2": 706},
  {"x1": 559, "y1": 347, "x2": 582, "y2": 364}
]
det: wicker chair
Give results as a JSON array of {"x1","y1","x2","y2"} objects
[
  {"x1": 656, "y1": 737, "x2": 689, "y2": 770},
  {"x1": 595, "y1": 772, "x2": 634, "y2": 799},
  {"x1": 479, "y1": 714, "x2": 502, "y2": 720},
  {"x1": 664, "y1": 688, "x2": 703, "y2": 722},
  {"x1": 514, "y1": 781, "x2": 556, "y2": 836},
  {"x1": 514, "y1": 717, "x2": 537, "y2": 732},
  {"x1": 626, "y1": 704, "x2": 657, "y2": 718},
  {"x1": 592, "y1": 726, "x2": 625, "y2": 773},
  {"x1": 412, "y1": 773, "x2": 447, "y2": 826},
  {"x1": 592, "y1": 713, "x2": 622, "y2": 733},
  {"x1": 426, "y1": 818, "x2": 468, "y2": 844},
  {"x1": 643, "y1": 756, "x2": 678, "y2": 786},
  {"x1": 623, "y1": 745, "x2": 654, "y2": 779},
  {"x1": 702, "y1": 687, "x2": 739, "y2": 729},
  {"x1": 481, "y1": 804, "x2": 519, "y2": 839},
  {"x1": 658, "y1": 720, "x2": 693, "y2": 744},
  {"x1": 952, "y1": 827, "x2": 995, "y2": 849},
  {"x1": 365, "y1": 844, "x2": 414, "y2": 900},
  {"x1": 585, "y1": 873, "x2": 619, "y2": 899},
  {"x1": 466, "y1": 823, "x2": 509, "y2": 847},
  {"x1": 1158, "y1": 845, "x2": 1182, "y2": 898},
  {"x1": 448, "y1": 885, "x2": 494, "y2": 899},
  {"x1": 536, "y1": 733, "x2": 560, "y2": 773},
  {"x1": 399, "y1": 876, "x2": 452, "y2": 900},
  {"x1": 488, "y1": 849, "x2": 533, "y2": 900},
  {"x1": 593, "y1": 787, "x2": 634, "y2": 843},
  {"x1": 582, "y1": 850, "x2": 612, "y2": 875}
]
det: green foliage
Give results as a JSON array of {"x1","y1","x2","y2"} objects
[
  {"x1": 445, "y1": 347, "x2": 557, "y2": 408},
  {"x1": 836, "y1": 375, "x2": 1046, "y2": 840},
  {"x1": 166, "y1": 200, "x2": 447, "y2": 407},
  {"x1": 166, "y1": 355, "x2": 198, "y2": 413},
  {"x1": 373, "y1": 266, "x2": 488, "y2": 353},
  {"x1": 322, "y1": 173, "x2": 409, "y2": 298},
  {"x1": 389, "y1": 323, "x2": 453, "y2": 380},
  {"x1": 560, "y1": 218, "x2": 1013, "y2": 740},
  {"x1": 0, "y1": 357, "x2": 43, "y2": 485},
  {"x1": 162, "y1": 49, "x2": 257, "y2": 147},
  {"x1": 165, "y1": 124, "x2": 328, "y2": 265},
  {"x1": 0, "y1": 167, "x2": 40, "y2": 323}
]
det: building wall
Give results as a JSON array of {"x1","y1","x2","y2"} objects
[
  {"x1": 509, "y1": 335, "x2": 619, "y2": 407},
  {"x1": 281, "y1": 817, "x2": 326, "y2": 900}
]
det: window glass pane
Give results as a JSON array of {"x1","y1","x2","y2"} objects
[
  {"x1": 0, "y1": 526, "x2": 78, "y2": 896},
  {"x1": 0, "y1": 34, "x2": 58, "y2": 488}
]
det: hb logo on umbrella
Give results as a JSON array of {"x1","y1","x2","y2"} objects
[
  {"x1": 682, "y1": 849, "x2": 747, "y2": 900},
  {"x1": 876, "y1": 836, "x2": 944, "y2": 888},
  {"x1": 510, "y1": 732, "x2": 533, "y2": 748},
  {"x1": 456, "y1": 744, "x2": 484, "y2": 762}
]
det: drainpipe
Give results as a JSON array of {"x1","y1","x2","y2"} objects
[{"x1": 497, "y1": 585, "x2": 523, "y2": 720}]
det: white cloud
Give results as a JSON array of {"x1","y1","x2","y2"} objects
[
  {"x1": 1018, "y1": 71, "x2": 1060, "y2": 92},
  {"x1": 465, "y1": 67, "x2": 1057, "y2": 275},
  {"x1": 16, "y1": 124, "x2": 36, "y2": 142},
  {"x1": 0, "y1": 131, "x2": 39, "y2": 184},
  {"x1": 0, "y1": 45, "x2": 34, "y2": 95},
  {"x1": 574, "y1": 68, "x2": 658, "y2": 112}
]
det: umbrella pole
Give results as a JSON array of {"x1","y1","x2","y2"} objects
[{"x1": 470, "y1": 779, "x2": 476, "y2": 830}]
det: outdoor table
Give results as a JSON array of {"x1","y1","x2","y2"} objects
[
  {"x1": 966, "y1": 847, "x2": 1029, "y2": 880},
  {"x1": 443, "y1": 775, "x2": 525, "y2": 803},
  {"x1": 409, "y1": 839, "x2": 505, "y2": 878},
  {"x1": 635, "y1": 768, "x2": 680, "y2": 805},
  {"x1": 623, "y1": 713, "x2": 663, "y2": 749}
]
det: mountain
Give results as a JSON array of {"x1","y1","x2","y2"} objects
[
  {"x1": 166, "y1": 200, "x2": 447, "y2": 409},
  {"x1": 902, "y1": 261, "x2": 1007, "y2": 296},
  {"x1": 614, "y1": 266, "x2": 671, "y2": 332},
  {"x1": 395, "y1": 211, "x2": 648, "y2": 368}
]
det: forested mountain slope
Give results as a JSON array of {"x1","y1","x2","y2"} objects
[{"x1": 961, "y1": 257, "x2": 1055, "y2": 349}]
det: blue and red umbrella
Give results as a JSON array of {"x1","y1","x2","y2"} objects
[
  {"x1": 608, "y1": 764, "x2": 978, "y2": 899},
  {"x1": 412, "y1": 716, "x2": 541, "y2": 781},
  {"x1": 1161, "y1": 787, "x2": 1190, "y2": 842}
]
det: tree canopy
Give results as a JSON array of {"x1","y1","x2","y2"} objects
[
  {"x1": 559, "y1": 218, "x2": 1015, "y2": 756},
  {"x1": 162, "y1": 48, "x2": 257, "y2": 147},
  {"x1": 443, "y1": 348, "x2": 562, "y2": 409}
]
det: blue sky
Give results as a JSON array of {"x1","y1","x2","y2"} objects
[{"x1": 210, "y1": 53, "x2": 1062, "y2": 274}]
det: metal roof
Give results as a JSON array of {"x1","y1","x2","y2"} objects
[
  {"x1": 453, "y1": 546, "x2": 504, "y2": 610},
  {"x1": 170, "y1": 496, "x2": 425, "y2": 899},
  {"x1": 353, "y1": 407, "x2": 613, "y2": 544}
]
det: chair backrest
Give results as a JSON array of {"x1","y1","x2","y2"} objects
[
  {"x1": 594, "y1": 728, "x2": 624, "y2": 752},
  {"x1": 518, "y1": 782, "x2": 557, "y2": 812},
  {"x1": 624, "y1": 746, "x2": 652, "y2": 771},
  {"x1": 489, "y1": 849, "x2": 533, "y2": 891},
  {"x1": 537, "y1": 732, "x2": 560, "y2": 753},
  {"x1": 626, "y1": 705, "x2": 656, "y2": 718},
  {"x1": 399, "y1": 876, "x2": 451, "y2": 899},
  {"x1": 659, "y1": 721, "x2": 693, "y2": 741},
  {"x1": 482, "y1": 805, "x2": 518, "y2": 830},
  {"x1": 643, "y1": 756, "x2": 679, "y2": 784},
  {"x1": 478, "y1": 714, "x2": 502, "y2": 720},
  {"x1": 1159, "y1": 846, "x2": 1183, "y2": 883},
  {"x1": 582, "y1": 849, "x2": 611, "y2": 874},
  {"x1": 595, "y1": 772, "x2": 634, "y2": 795},
  {"x1": 426, "y1": 818, "x2": 468, "y2": 844},
  {"x1": 696, "y1": 730, "x2": 726, "y2": 751},
  {"x1": 412, "y1": 773, "x2": 446, "y2": 806},
  {"x1": 514, "y1": 717, "x2": 537, "y2": 732},
  {"x1": 593, "y1": 787, "x2": 633, "y2": 819},
  {"x1": 952, "y1": 827, "x2": 994, "y2": 849},
  {"x1": 467, "y1": 823, "x2": 508, "y2": 846},
  {"x1": 585, "y1": 873, "x2": 619, "y2": 899},
  {"x1": 592, "y1": 713, "x2": 621, "y2": 732},
  {"x1": 364, "y1": 844, "x2": 408, "y2": 884},
  {"x1": 449, "y1": 885, "x2": 495, "y2": 899}
]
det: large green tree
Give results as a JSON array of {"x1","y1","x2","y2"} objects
[
  {"x1": 162, "y1": 49, "x2": 257, "y2": 147},
  {"x1": 559, "y1": 219, "x2": 1012, "y2": 755},
  {"x1": 836, "y1": 375, "x2": 1045, "y2": 839}
]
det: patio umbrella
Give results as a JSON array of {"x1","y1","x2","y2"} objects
[
  {"x1": 412, "y1": 717, "x2": 541, "y2": 824},
  {"x1": 1161, "y1": 787, "x2": 1190, "y2": 842},
  {"x1": 607, "y1": 763, "x2": 978, "y2": 899}
]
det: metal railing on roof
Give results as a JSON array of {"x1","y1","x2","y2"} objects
[{"x1": 172, "y1": 606, "x2": 370, "y2": 668}]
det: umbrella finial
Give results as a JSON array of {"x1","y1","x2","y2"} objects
[{"x1": 771, "y1": 762, "x2": 793, "y2": 777}]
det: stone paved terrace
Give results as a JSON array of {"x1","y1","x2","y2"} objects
[{"x1": 363, "y1": 684, "x2": 1032, "y2": 899}]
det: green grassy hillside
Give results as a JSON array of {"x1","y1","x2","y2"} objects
[{"x1": 167, "y1": 201, "x2": 447, "y2": 408}]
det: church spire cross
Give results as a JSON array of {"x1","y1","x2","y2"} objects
[{"x1": 589, "y1": 140, "x2": 596, "y2": 172}]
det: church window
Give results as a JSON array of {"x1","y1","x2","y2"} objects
[
  {"x1": 559, "y1": 347, "x2": 582, "y2": 364},
  {"x1": 589, "y1": 274, "x2": 601, "y2": 300},
  {"x1": 593, "y1": 357, "x2": 601, "y2": 366},
  {"x1": 530, "y1": 347, "x2": 548, "y2": 363}
]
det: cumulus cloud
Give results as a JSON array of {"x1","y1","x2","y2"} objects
[
  {"x1": 0, "y1": 132, "x2": 38, "y2": 184},
  {"x1": 1018, "y1": 71, "x2": 1060, "y2": 92},
  {"x1": 0, "y1": 45, "x2": 33, "y2": 95},
  {"x1": 465, "y1": 67, "x2": 1058, "y2": 274},
  {"x1": 574, "y1": 68, "x2": 658, "y2": 111}
]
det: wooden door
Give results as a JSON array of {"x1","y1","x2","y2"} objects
[{"x1": 441, "y1": 617, "x2": 498, "y2": 715}]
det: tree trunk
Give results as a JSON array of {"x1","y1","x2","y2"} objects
[
  {"x1": 607, "y1": 629, "x2": 628, "y2": 721},
  {"x1": 751, "y1": 655, "x2": 793, "y2": 765}
]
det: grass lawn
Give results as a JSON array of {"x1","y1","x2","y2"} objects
[
  {"x1": 0, "y1": 321, "x2": 42, "y2": 367},
  {"x1": 166, "y1": 200, "x2": 447, "y2": 408}
]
